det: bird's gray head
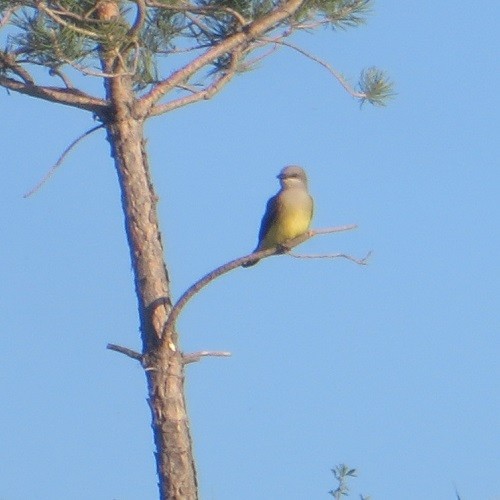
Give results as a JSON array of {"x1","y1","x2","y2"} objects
[{"x1": 277, "y1": 165, "x2": 308, "y2": 189}]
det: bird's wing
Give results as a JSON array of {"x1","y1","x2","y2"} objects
[{"x1": 257, "y1": 194, "x2": 279, "y2": 246}]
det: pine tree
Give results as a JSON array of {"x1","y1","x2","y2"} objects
[{"x1": 0, "y1": 1, "x2": 392, "y2": 498}]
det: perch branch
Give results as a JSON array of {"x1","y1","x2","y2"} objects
[{"x1": 162, "y1": 224, "x2": 357, "y2": 336}]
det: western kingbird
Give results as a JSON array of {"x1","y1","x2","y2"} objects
[{"x1": 243, "y1": 165, "x2": 314, "y2": 267}]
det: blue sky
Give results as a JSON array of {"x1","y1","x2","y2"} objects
[{"x1": 2, "y1": 1, "x2": 499, "y2": 499}]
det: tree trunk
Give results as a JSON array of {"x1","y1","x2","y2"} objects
[{"x1": 104, "y1": 80, "x2": 198, "y2": 498}]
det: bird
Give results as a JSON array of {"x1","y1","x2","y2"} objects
[{"x1": 243, "y1": 165, "x2": 314, "y2": 267}]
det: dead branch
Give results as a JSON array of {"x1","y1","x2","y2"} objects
[
  {"x1": 162, "y1": 224, "x2": 358, "y2": 336},
  {"x1": 107, "y1": 343, "x2": 143, "y2": 361},
  {"x1": 290, "y1": 250, "x2": 372, "y2": 265},
  {"x1": 264, "y1": 38, "x2": 367, "y2": 100},
  {"x1": 311, "y1": 225, "x2": 358, "y2": 236},
  {"x1": 183, "y1": 351, "x2": 232, "y2": 364},
  {"x1": 23, "y1": 124, "x2": 105, "y2": 198}
]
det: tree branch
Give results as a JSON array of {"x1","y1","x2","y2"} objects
[
  {"x1": 128, "y1": 0, "x2": 147, "y2": 38},
  {"x1": 0, "y1": 75, "x2": 108, "y2": 113},
  {"x1": 150, "y1": 49, "x2": 241, "y2": 116},
  {"x1": 289, "y1": 250, "x2": 372, "y2": 265},
  {"x1": 137, "y1": 0, "x2": 307, "y2": 117},
  {"x1": 0, "y1": 6, "x2": 17, "y2": 28},
  {"x1": 183, "y1": 351, "x2": 232, "y2": 364},
  {"x1": 0, "y1": 51, "x2": 35, "y2": 84},
  {"x1": 107, "y1": 343, "x2": 143, "y2": 362},
  {"x1": 23, "y1": 124, "x2": 105, "y2": 198},
  {"x1": 48, "y1": 66, "x2": 74, "y2": 88},
  {"x1": 162, "y1": 224, "x2": 358, "y2": 336},
  {"x1": 146, "y1": 0, "x2": 249, "y2": 27},
  {"x1": 38, "y1": 2, "x2": 103, "y2": 39},
  {"x1": 265, "y1": 38, "x2": 367, "y2": 100}
]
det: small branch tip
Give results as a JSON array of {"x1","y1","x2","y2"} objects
[
  {"x1": 107, "y1": 343, "x2": 143, "y2": 361},
  {"x1": 183, "y1": 351, "x2": 232, "y2": 364}
]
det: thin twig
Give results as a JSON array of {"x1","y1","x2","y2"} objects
[
  {"x1": 311, "y1": 224, "x2": 358, "y2": 235},
  {"x1": 146, "y1": 0, "x2": 249, "y2": 27},
  {"x1": 162, "y1": 224, "x2": 358, "y2": 335},
  {"x1": 23, "y1": 124, "x2": 104, "y2": 198},
  {"x1": 183, "y1": 351, "x2": 232, "y2": 364},
  {"x1": 107, "y1": 343, "x2": 143, "y2": 361},
  {"x1": 263, "y1": 38, "x2": 367, "y2": 100},
  {"x1": 49, "y1": 30, "x2": 138, "y2": 78},
  {"x1": 242, "y1": 43, "x2": 280, "y2": 70},
  {"x1": 39, "y1": 2, "x2": 103, "y2": 39},
  {"x1": 289, "y1": 250, "x2": 372, "y2": 265},
  {"x1": 185, "y1": 12, "x2": 216, "y2": 42}
]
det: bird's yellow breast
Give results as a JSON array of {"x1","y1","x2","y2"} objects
[{"x1": 260, "y1": 191, "x2": 313, "y2": 249}]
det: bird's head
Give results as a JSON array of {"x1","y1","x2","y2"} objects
[{"x1": 277, "y1": 165, "x2": 308, "y2": 189}]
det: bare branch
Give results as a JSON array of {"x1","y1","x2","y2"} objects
[
  {"x1": 162, "y1": 224, "x2": 358, "y2": 336},
  {"x1": 137, "y1": 0, "x2": 308, "y2": 117},
  {"x1": 265, "y1": 38, "x2": 367, "y2": 100},
  {"x1": 183, "y1": 351, "x2": 232, "y2": 364},
  {"x1": 151, "y1": 50, "x2": 241, "y2": 116},
  {"x1": 289, "y1": 250, "x2": 372, "y2": 265},
  {"x1": 241, "y1": 43, "x2": 280, "y2": 70},
  {"x1": 311, "y1": 224, "x2": 358, "y2": 236},
  {"x1": 23, "y1": 124, "x2": 104, "y2": 198},
  {"x1": 107, "y1": 343, "x2": 143, "y2": 361},
  {"x1": 0, "y1": 74, "x2": 108, "y2": 112}
]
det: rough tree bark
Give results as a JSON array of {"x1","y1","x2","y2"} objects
[{"x1": 102, "y1": 54, "x2": 198, "y2": 497}]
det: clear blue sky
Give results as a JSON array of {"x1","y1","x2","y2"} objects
[{"x1": 2, "y1": 2, "x2": 499, "y2": 499}]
